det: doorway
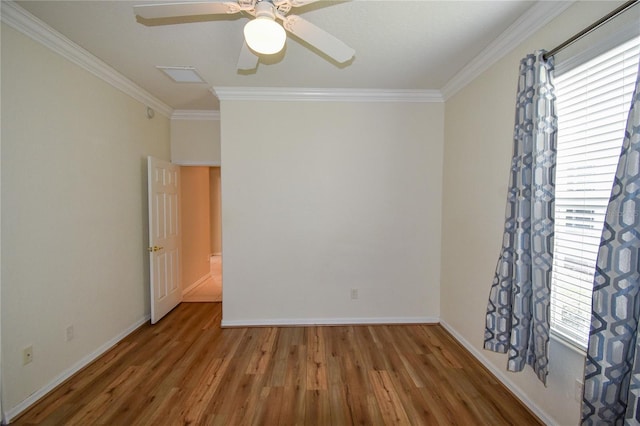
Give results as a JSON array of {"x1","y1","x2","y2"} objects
[{"x1": 180, "y1": 166, "x2": 222, "y2": 302}]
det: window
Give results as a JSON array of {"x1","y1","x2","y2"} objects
[{"x1": 550, "y1": 35, "x2": 640, "y2": 349}]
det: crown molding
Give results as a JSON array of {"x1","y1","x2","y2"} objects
[
  {"x1": 1, "y1": 1, "x2": 173, "y2": 118},
  {"x1": 440, "y1": 1, "x2": 574, "y2": 101},
  {"x1": 213, "y1": 87, "x2": 444, "y2": 103},
  {"x1": 171, "y1": 110, "x2": 220, "y2": 120},
  {"x1": 1, "y1": 0, "x2": 573, "y2": 111}
]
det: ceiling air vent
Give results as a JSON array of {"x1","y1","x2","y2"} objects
[{"x1": 156, "y1": 66, "x2": 206, "y2": 83}]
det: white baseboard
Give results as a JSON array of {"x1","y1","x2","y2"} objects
[
  {"x1": 4, "y1": 314, "x2": 151, "y2": 424},
  {"x1": 182, "y1": 273, "x2": 211, "y2": 295},
  {"x1": 221, "y1": 316, "x2": 439, "y2": 327},
  {"x1": 439, "y1": 320, "x2": 554, "y2": 425}
]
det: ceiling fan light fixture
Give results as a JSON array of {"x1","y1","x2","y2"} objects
[
  {"x1": 243, "y1": 1, "x2": 285, "y2": 55},
  {"x1": 244, "y1": 17, "x2": 286, "y2": 55}
]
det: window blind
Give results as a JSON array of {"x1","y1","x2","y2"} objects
[{"x1": 551, "y1": 35, "x2": 640, "y2": 349}]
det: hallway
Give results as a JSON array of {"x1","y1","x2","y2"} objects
[{"x1": 183, "y1": 255, "x2": 222, "y2": 302}]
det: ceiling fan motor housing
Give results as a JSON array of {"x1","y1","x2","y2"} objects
[{"x1": 254, "y1": 0, "x2": 277, "y2": 19}]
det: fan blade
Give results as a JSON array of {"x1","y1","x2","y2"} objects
[
  {"x1": 134, "y1": 1, "x2": 242, "y2": 20},
  {"x1": 237, "y1": 41, "x2": 259, "y2": 70},
  {"x1": 282, "y1": 15, "x2": 354, "y2": 63},
  {"x1": 289, "y1": 0, "x2": 323, "y2": 6},
  {"x1": 272, "y1": 0, "x2": 320, "y2": 11}
]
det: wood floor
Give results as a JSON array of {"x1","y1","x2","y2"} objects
[{"x1": 13, "y1": 303, "x2": 542, "y2": 425}]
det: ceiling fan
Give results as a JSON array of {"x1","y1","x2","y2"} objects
[{"x1": 133, "y1": 0, "x2": 355, "y2": 70}]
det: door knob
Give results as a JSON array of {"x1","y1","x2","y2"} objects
[{"x1": 147, "y1": 245, "x2": 163, "y2": 252}]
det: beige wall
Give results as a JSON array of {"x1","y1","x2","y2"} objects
[
  {"x1": 209, "y1": 167, "x2": 222, "y2": 255},
  {"x1": 180, "y1": 167, "x2": 212, "y2": 289},
  {"x1": 220, "y1": 100, "x2": 443, "y2": 325},
  {"x1": 440, "y1": 2, "x2": 633, "y2": 425},
  {"x1": 0, "y1": 21, "x2": 3, "y2": 420},
  {"x1": 1, "y1": 24, "x2": 170, "y2": 414},
  {"x1": 3, "y1": 1, "x2": 633, "y2": 422},
  {"x1": 171, "y1": 118, "x2": 220, "y2": 165}
]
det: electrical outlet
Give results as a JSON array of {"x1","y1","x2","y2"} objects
[
  {"x1": 350, "y1": 288, "x2": 359, "y2": 300},
  {"x1": 23, "y1": 346, "x2": 33, "y2": 365},
  {"x1": 575, "y1": 379, "x2": 584, "y2": 402},
  {"x1": 66, "y1": 325, "x2": 74, "y2": 341}
]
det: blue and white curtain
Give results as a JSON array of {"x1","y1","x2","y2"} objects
[
  {"x1": 582, "y1": 63, "x2": 640, "y2": 425},
  {"x1": 484, "y1": 51, "x2": 557, "y2": 385}
]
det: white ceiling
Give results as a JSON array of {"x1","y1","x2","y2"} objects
[{"x1": 15, "y1": 0, "x2": 539, "y2": 110}]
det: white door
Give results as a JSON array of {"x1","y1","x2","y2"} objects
[{"x1": 148, "y1": 156, "x2": 181, "y2": 324}]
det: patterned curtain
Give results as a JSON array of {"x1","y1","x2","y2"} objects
[
  {"x1": 582, "y1": 63, "x2": 640, "y2": 425},
  {"x1": 484, "y1": 51, "x2": 557, "y2": 385}
]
